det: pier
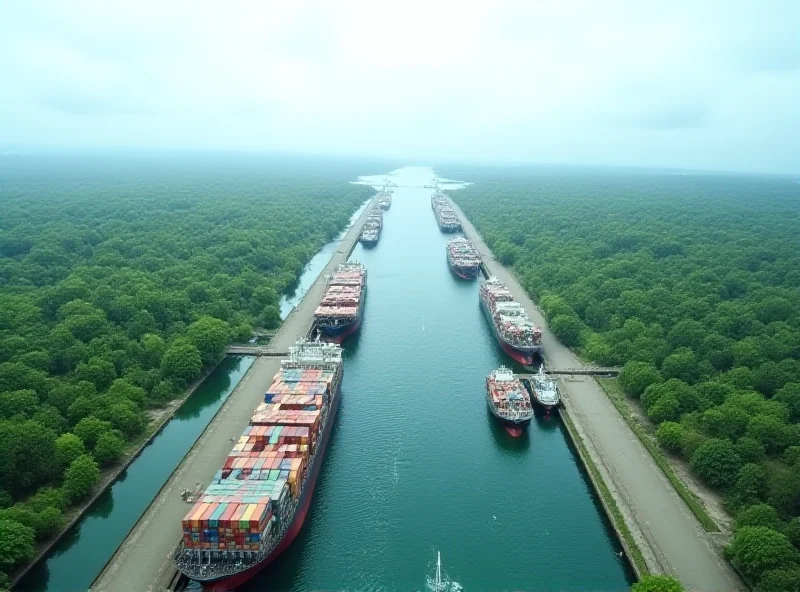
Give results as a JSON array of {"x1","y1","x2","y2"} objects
[{"x1": 90, "y1": 196, "x2": 378, "y2": 592}]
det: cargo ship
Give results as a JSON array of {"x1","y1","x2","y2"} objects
[
  {"x1": 377, "y1": 185, "x2": 392, "y2": 211},
  {"x1": 479, "y1": 277, "x2": 542, "y2": 366},
  {"x1": 173, "y1": 339, "x2": 343, "y2": 590},
  {"x1": 359, "y1": 210, "x2": 383, "y2": 247},
  {"x1": 486, "y1": 365, "x2": 534, "y2": 437},
  {"x1": 530, "y1": 366, "x2": 561, "y2": 415},
  {"x1": 446, "y1": 236, "x2": 481, "y2": 279},
  {"x1": 314, "y1": 262, "x2": 367, "y2": 342},
  {"x1": 431, "y1": 193, "x2": 462, "y2": 233}
]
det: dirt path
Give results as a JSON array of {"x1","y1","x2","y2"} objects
[
  {"x1": 91, "y1": 197, "x2": 376, "y2": 592},
  {"x1": 450, "y1": 199, "x2": 743, "y2": 592}
]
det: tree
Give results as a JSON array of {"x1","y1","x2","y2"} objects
[
  {"x1": 72, "y1": 416, "x2": 114, "y2": 449},
  {"x1": 0, "y1": 519, "x2": 36, "y2": 571},
  {"x1": 260, "y1": 305, "x2": 281, "y2": 330},
  {"x1": 660, "y1": 348, "x2": 701, "y2": 384},
  {"x1": 62, "y1": 455, "x2": 100, "y2": 503},
  {"x1": 187, "y1": 316, "x2": 230, "y2": 365},
  {"x1": 0, "y1": 420, "x2": 59, "y2": 496},
  {"x1": 776, "y1": 383, "x2": 800, "y2": 423},
  {"x1": 755, "y1": 567, "x2": 800, "y2": 592},
  {"x1": 656, "y1": 422, "x2": 685, "y2": 453},
  {"x1": 93, "y1": 431, "x2": 125, "y2": 466},
  {"x1": 730, "y1": 463, "x2": 768, "y2": 508},
  {"x1": 694, "y1": 381, "x2": 734, "y2": 409},
  {"x1": 784, "y1": 517, "x2": 800, "y2": 548},
  {"x1": 0, "y1": 389, "x2": 39, "y2": 419},
  {"x1": 161, "y1": 339, "x2": 202, "y2": 384},
  {"x1": 747, "y1": 414, "x2": 791, "y2": 455},
  {"x1": 735, "y1": 437, "x2": 766, "y2": 464},
  {"x1": 550, "y1": 315, "x2": 584, "y2": 347},
  {"x1": 73, "y1": 357, "x2": 117, "y2": 391},
  {"x1": 647, "y1": 394, "x2": 681, "y2": 424},
  {"x1": 725, "y1": 526, "x2": 800, "y2": 582},
  {"x1": 691, "y1": 439, "x2": 742, "y2": 489},
  {"x1": 631, "y1": 574, "x2": 684, "y2": 592},
  {"x1": 138, "y1": 333, "x2": 166, "y2": 369},
  {"x1": 619, "y1": 362, "x2": 663, "y2": 397},
  {"x1": 735, "y1": 504, "x2": 782, "y2": 531},
  {"x1": 700, "y1": 405, "x2": 751, "y2": 440},
  {"x1": 54, "y1": 433, "x2": 86, "y2": 468}
]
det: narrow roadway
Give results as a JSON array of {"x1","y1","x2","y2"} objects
[
  {"x1": 91, "y1": 197, "x2": 376, "y2": 592},
  {"x1": 449, "y1": 199, "x2": 742, "y2": 591}
]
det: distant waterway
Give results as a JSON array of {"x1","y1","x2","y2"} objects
[
  {"x1": 245, "y1": 167, "x2": 634, "y2": 590},
  {"x1": 18, "y1": 356, "x2": 255, "y2": 592}
]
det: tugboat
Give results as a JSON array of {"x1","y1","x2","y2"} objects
[
  {"x1": 485, "y1": 366, "x2": 534, "y2": 437},
  {"x1": 530, "y1": 366, "x2": 561, "y2": 416}
]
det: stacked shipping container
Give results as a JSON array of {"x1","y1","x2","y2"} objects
[{"x1": 181, "y1": 362, "x2": 335, "y2": 551}]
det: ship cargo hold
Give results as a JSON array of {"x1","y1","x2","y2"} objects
[
  {"x1": 359, "y1": 210, "x2": 383, "y2": 247},
  {"x1": 314, "y1": 262, "x2": 367, "y2": 343},
  {"x1": 431, "y1": 193, "x2": 462, "y2": 233},
  {"x1": 446, "y1": 236, "x2": 481, "y2": 279},
  {"x1": 486, "y1": 365, "x2": 534, "y2": 437},
  {"x1": 479, "y1": 276, "x2": 542, "y2": 366},
  {"x1": 530, "y1": 366, "x2": 561, "y2": 415},
  {"x1": 173, "y1": 340, "x2": 344, "y2": 590}
]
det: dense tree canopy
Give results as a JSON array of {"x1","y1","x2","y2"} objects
[
  {"x1": 449, "y1": 167, "x2": 800, "y2": 587},
  {"x1": 0, "y1": 154, "x2": 373, "y2": 577}
]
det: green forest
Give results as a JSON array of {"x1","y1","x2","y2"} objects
[
  {"x1": 0, "y1": 154, "x2": 372, "y2": 583},
  {"x1": 449, "y1": 167, "x2": 800, "y2": 589}
]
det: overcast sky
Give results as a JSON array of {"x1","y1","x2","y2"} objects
[{"x1": 1, "y1": 0, "x2": 799, "y2": 173}]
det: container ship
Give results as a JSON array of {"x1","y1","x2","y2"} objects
[
  {"x1": 479, "y1": 277, "x2": 542, "y2": 365},
  {"x1": 446, "y1": 236, "x2": 481, "y2": 279},
  {"x1": 359, "y1": 210, "x2": 383, "y2": 247},
  {"x1": 173, "y1": 339, "x2": 343, "y2": 590},
  {"x1": 377, "y1": 185, "x2": 392, "y2": 211},
  {"x1": 486, "y1": 365, "x2": 534, "y2": 437},
  {"x1": 314, "y1": 262, "x2": 367, "y2": 342},
  {"x1": 530, "y1": 366, "x2": 561, "y2": 415},
  {"x1": 431, "y1": 194, "x2": 462, "y2": 233}
]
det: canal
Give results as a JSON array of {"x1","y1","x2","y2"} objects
[
  {"x1": 18, "y1": 356, "x2": 255, "y2": 592},
  {"x1": 244, "y1": 167, "x2": 634, "y2": 590}
]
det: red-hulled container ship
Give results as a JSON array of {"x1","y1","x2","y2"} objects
[
  {"x1": 173, "y1": 339, "x2": 343, "y2": 591},
  {"x1": 479, "y1": 276, "x2": 542, "y2": 365},
  {"x1": 446, "y1": 236, "x2": 481, "y2": 279},
  {"x1": 486, "y1": 365, "x2": 534, "y2": 437},
  {"x1": 313, "y1": 262, "x2": 367, "y2": 342}
]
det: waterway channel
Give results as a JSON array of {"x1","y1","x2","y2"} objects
[
  {"x1": 244, "y1": 167, "x2": 634, "y2": 590},
  {"x1": 18, "y1": 356, "x2": 255, "y2": 592}
]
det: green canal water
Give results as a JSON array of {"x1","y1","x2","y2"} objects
[
  {"x1": 244, "y1": 167, "x2": 634, "y2": 591},
  {"x1": 17, "y1": 356, "x2": 255, "y2": 592}
]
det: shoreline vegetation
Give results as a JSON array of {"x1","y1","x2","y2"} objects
[
  {"x1": 0, "y1": 155, "x2": 373, "y2": 586},
  {"x1": 448, "y1": 167, "x2": 800, "y2": 590}
]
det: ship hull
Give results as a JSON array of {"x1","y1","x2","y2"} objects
[
  {"x1": 486, "y1": 399, "x2": 531, "y2": 438},
  {"x1": 448, "y1": 261, "x2": 479, "y2": 280},
  {"x1": 359, "y1": 233, "x2": 380, "y2": 247},
  {"x1": 205, "y1": 378, "x2": 343, "y2": 591},
  {"x1": 317, "y1": 287, "x2": 366, "y2": 343},
  {"x1": 479, "y1": 298, "x2": 539, "y2": 366}
]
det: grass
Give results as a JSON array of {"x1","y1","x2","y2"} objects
[
  {"x1": 560, "y1": 409, "x2": 650, "y2": 577},
  {"x1": 596, "y1": 378, "x2": 721, "y2": 533}
]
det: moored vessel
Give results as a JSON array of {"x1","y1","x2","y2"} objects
[
  {"x1": 377, "y1": 184, "x2": 392, "y2": 211},
  {"x1": 431, "y1": 190, "x2": 462, "y2": 233},
  {"x1": 479, "y1": 277, "x2": 542, "y2": 365},
  {"x1": 173, "y1": 340, "x2": 344, "y2": 590},
  {"x1": 359, "y1": 210, "x2": 383, "y2": 247},
  {"x1": 486, "y1": 366, "x2": 534, "y2": 437},
  {"x1": 530, "y1": 366, "x2": 561, "y2": 415},
  {"x1": 446, "y1": 236, "x2": 480, "y2": 279},
  {"x1": 314, "y1": 262, "x2": 367, "y2": 342}
]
